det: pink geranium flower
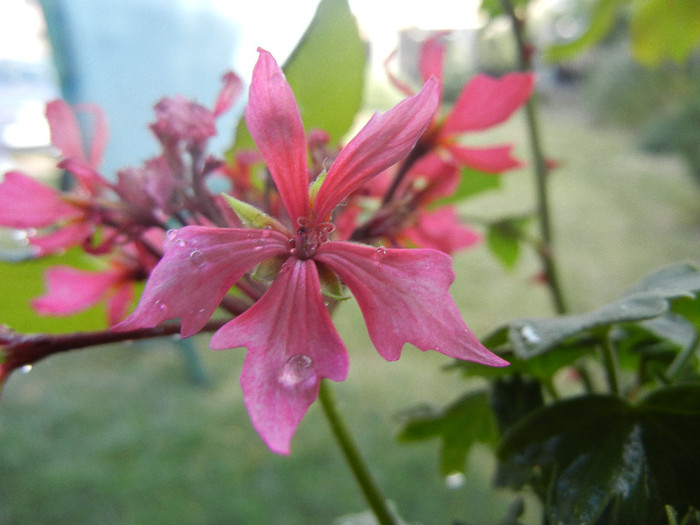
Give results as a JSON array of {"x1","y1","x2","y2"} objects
[{"x1": 116, "y1": 49, "x2": 507, "y2": 454}]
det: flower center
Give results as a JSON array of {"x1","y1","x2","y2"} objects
[{"x1": 289, "y1": 217, "x2": 334, "y2": 259}]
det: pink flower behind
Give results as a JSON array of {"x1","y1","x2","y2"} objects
[{"x1": 116, "y1": 49, "x2": 508, "y2": 454}]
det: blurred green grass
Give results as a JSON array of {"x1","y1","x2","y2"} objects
[{"x1": 1, "y1": 87, "x2": 699, "y2": 524}]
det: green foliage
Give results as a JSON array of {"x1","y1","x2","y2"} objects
[
  {"x1": 546, "y1": 0, "x2": 700, "y2": 65},
  {"x1": 498, "y1": 386, "x2": 700, "y2": 525},
  {"x1": 433, "y1": 168, "x2": 502, "y2": 207},
  {"x1": 397, "y1": 390, "x2": 499, "y2": 475},
  {"x1": 0, "y1": 249, "x2": 105, "y2": 333},
  {"x1": 228, "y1": 0, "x2": 366, "y2": 155},
  {"x1": 485, "y1": 216, "x2": 532, "y2": 270}
]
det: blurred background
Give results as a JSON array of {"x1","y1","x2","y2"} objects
[{"x1": 0, "y1": 0, "x2": 698, "y2": 523}]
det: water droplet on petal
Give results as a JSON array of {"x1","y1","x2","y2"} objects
[
  {"x1": 261, "y1": 225, "x2": 272, "y2": 238},
  {"x1": 166, "y1": 229, "x2": 177, "y2": 241},
  {"x1": 374, "y1": 246, "x2": 387, "y2": 261},
  {"x1": 278, "y1": 354, "x2": 314, "y2": 388},
  {"x1": 189, "y1": 249, "x2": 206, "y2": 267},
  {"x1": 20, "y1": 364, "x2": 33, "y2": 374},
  {"x1": 519, "y1": 324, "x2": 540, "y2": 345},
  {"x1": 445, "y1": 472, "x2": 465, "y2": 489},
  {"x1": 175, "y1": 238, "x2": 186, "y2": 248},
  {"x1": 155, "y1": 300, "x2": 168, "y2": 313}
]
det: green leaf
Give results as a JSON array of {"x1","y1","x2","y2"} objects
[
  {"x1": 398, "y1": 390, "x2": 499, "y2": 475},
  {"x1": 503, "y1": 264, "x2": 700, "y2": 358},
  {"x1": 546, "y1": 0, "x2": 624, "y2": 63},
  {"x1": 432, "y1": 167, "x2": 502, "y2": 207},
  {"x1": 228, "y1": 0, "x2": 366, "y2": 155},
  {"x1": 485, "y1": 216, "x2": 531, "y2": 270},
  {"x1": 221, "y1": 193, "x2": 286, "y2": 232},
  {"x1": 498, "y1": 387, "x2": 700, "y2": 524},
  {"x1": 630, "y1": 0, "x2": 700, "y2": 65},
  {"x1": 0, "y1": 249, "x2": 106, "y2": 333}
]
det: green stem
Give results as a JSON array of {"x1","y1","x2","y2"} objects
[
  {"x1": 501, "y1": 0, "x2": 568, "y2": 315},
  {"x1": 601, "y1": 335, "x2": 621, "y2": 396},
  {"x1": 318, "y1": 380, "x2": 398, "y2": 525}
]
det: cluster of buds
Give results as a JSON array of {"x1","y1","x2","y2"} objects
[{"x1": 0, "y1": 36, "x2": 533, "y2": 453}]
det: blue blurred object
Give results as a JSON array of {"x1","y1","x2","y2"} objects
[{"x1": 39, "y1": 0, "x2": 241, "y2": 174}]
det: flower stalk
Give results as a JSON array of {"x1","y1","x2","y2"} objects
[
  {"x1": 501, "y1": 0, "x2": 568, "y2": 315},
  {"x1": 318, "y1": 380, "x2": 398, "y2": 525}
]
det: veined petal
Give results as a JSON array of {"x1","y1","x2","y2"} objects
[
  {"x1": 312, "y1": 78, "x2": 440, "y2": 220},
  {"x1": 446, "y1": 143, "x2": 523, "y2": 173},
  {"x1": 440, "y1": 73, "x2": 534, "y2": 136},
  {"x1": 115, "y1": 226, "x2": 289, "y2": 337},
  {"x1": 32, "y1": 266, "x2": 122, "y2": 316},
  {"x1": 210, "y1": 258, "x2": 348, "y2": 455},
  {"x1": 245, "y1": 49, "x2": 309, "y2": 221},
  {"x1": 315, "y1": 241, "x2": 508, "y2": 366},
  {"x1": 0, "y1": 172, "x2": 82, "y2": 228}
]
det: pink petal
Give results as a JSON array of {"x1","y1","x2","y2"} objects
[
  {"x1": 114, "y1": 226, "x2": 289, "y2": 337},
  {"x1": 213, "y1": 71, "x2": 243, "y2": 117},
  {"x1": 408, "y1": 153, "x2": 460, "y2": 202},
  {"x1": 0, "y1": 172, "x2": 82, "y2": 228},
  {"x1": 58, "y1": 158, "x2": 108, "y2": 192},
  {"x1": 75, "y1": 102, "x2": 109, "y2": 167},
  {"x1": 383, "y1": 49, "x2": 415, "y2": 97},
  {"x1": 46, "y1": 100, "x2": 86, "y2": 162},
  {"x1": 315, "y1": 241, "x2": 508, "y2": 366},
  {"x1": 105, "y1": 280, "x2": 134, "y2": 326},
  {"x1": 446, "y1": 143, "x2": 523, "y2": 173},
  {"x1": 244, "y1": 49, "x2": 309, "y2": 222},
  {"x1": 29, "y1": 222, "x2": 93, "y2": 256},
  {"x1": 210, "y1": 258, "x2": 348, "y2": 454},
  {"x1": 403, "y1": 207, "x2": 481, "y2": 254},
  {"x1": 32, "y1": 266, "x2": 123, "y2": 316},
  {"x1": 440, "y1": 73, "x2": 534, "y2": 136},
  {"x1": 419, "y1": 32, "x2": 448, "y2": 84},
  {"x1": 312, "y1": 78, "x2": 440, "y2": 220}
]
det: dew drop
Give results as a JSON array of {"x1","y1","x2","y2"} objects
[
  {"x1": 20, "y1": 364, "x2": 33, "y2": 374},
  {"x1": 445, "y1": 472, "x2": 465, "y2": 489},
  {"x1": 189, "y1": 249, "x2": 206, "y2": 267},
  {"x1": 165, "y1": 229, "x2": 177, "y2": 241},
  {"x1": 374, "y1": 246, "x2": 387, "y2": 260},
  {"x1": 155, "y1": 300, "x2": 168, "y2": 313},
  {"x1": 278, "y1": 354, "x2": 314, "y2": 388},
  {"x1": 261, "y1": 225, "x2": 272, "y2": 238},
  {"x1": 175, "y1": 238, "x2": 186, "y2": 248},
  {"x1": 519, "y1": 324, "x2": 540, "y2": 345}
]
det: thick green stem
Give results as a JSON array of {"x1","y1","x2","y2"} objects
[
  {"x1": 318, "y1": 380, "x2": 398, "y2": 525},
  {"x1": 501, "y1": 0, "x2": 568, "y2": 315}
]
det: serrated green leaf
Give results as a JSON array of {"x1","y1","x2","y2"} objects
[
  {"x1": 546, "y1": 0, "x2": 624, "y2": 63},
  {"x1": 228, "y1": 0, "x2": 366, "y2": 155},
  {"x1": 630, "y1": 0, "x2": 700, "y2": 65},
  {"x1": 221, "y1": 193, "x2": 286, "y2": 232},
  {"x1": 502, "y1": 264, "x2": 700, "y2": 358},
  {"x1": 498, "y1": 387, "x2": 700, "y2": 524},
  {"x1": 398, "y1": 390, "x2": 499, "y2": 475}
]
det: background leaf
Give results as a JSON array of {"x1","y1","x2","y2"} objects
[
  {"x1": 397, "y1": 390, "x2": 499, "y2": 475},
  {"x1": 228, "y1": 0, "x2": 366, "y2": 155}
]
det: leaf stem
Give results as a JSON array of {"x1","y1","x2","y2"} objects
[
  {"x1": 601, "y1": 334, "x2": 621, "y2": 396},
  {"x1": 318, "y1": 380, "x2": 398, "y2": 525},
  {"x1": 501, "y1": 0, "x2": 568, "y2": 315}
]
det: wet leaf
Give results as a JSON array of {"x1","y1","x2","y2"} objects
[{"x1": 498, "y1": 386, "x2": 700, "y2": 525}]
